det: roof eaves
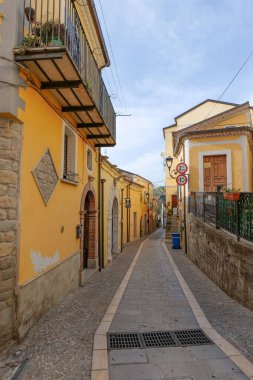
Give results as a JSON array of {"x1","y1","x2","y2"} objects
[{"x1": 174, "y1": 99, "x2": 239, "y2": 121}]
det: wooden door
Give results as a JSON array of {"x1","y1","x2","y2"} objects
[
  {"x1": 172, "y1": 194, "x2": 178, "y2": 208},
  {"x1": 204, "y1": 155, "x2": 227, "y2": 192}
]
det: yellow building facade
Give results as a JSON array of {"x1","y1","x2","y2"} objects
[
  {"x1": 0, "y1": 0, "x2": 157, "y2": 347},
  {"x1": 163, "y1": 99, "x2": 253, "y2": 249}
]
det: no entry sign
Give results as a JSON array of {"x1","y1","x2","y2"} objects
[
  {"x1": 176, "y1": 174, "x2": 188, "y2": 186},
  {"x1": 176, "y1": 162, "x2": 188, "y2": 174}
]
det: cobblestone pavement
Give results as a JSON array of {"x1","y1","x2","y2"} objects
[
  {"x1": 169, "y1": 245, "x2": 253, "y2": 363},
  {"x1": 109, "y1": 230, "x2": 248, "y2": 380},
  {"x1": 0, "y1": 238, "x2": 146, "y2": 380}
]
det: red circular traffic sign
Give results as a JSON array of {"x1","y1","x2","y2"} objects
[
  {"x1": 176, "y1": 174, "x2": 188, "y2": 186},
  {"x1": 176, "y1": 162, "x2": 188, "y2": 174}
]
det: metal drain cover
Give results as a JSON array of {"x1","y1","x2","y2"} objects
[
  {"x1": 142, "y1": 331, "x2": 177, "y2": 348},
  {"x1": 108, "y1": 329, "x2": 213, "y2": 350},
  {"x1": 174, "y1": 329, "x2": 212, "y2": 346},
  {"x1": 109, "y1": 333, "x2": 142, "y2": 349}
]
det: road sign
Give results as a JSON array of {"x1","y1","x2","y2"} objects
[
  {"x1": 176, "y1": 162, "x2": 188, "y2": 174},
  {"x1": 125, "y1": 198, "x2": 131, "y2": 208},
  {"x1": 176, "y1": 175, "x2": 188, "y2": 186}
]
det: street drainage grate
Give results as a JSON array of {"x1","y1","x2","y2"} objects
[
  {"x1": 108, "y1": 333, "x2": 142, "y2": 349},
  {"x1": 108, "y1": 329, "x2": 213, "y2": 350},
  {"x1": 174, "y1": 329, "x2": 212, "y2": 346},
  {"x1": 142, "y1": 331, "x2": 177, "y2": 348}
]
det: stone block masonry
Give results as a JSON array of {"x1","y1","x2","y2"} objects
[
  {"x1": 187, "y1": 213, "x2": 253, "y2": 310},
  {"x1": 0, "y1": 117, "x2": 22, "y2": 348}
]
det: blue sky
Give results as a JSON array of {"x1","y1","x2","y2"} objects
[{"x1": 94, "y1": 0, "x2": 253, "y2": 185}]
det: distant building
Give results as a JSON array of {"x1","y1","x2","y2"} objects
[{"x1": 163, "y1": 99, "x2": 253, "y2": 248}]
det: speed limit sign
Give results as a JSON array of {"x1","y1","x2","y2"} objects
[
  {"x1": 176, "y1": 162, "x2": 188, "y2": 174},
  {"x1": 176, "y1": 175, "x2": 188, "y2": 186}
]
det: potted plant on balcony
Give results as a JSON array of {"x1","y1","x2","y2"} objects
[
  {"x1": 223, "y1": 187, "x2": 241, "y2": 201},
  {"x1": 18, "y1": 34, "x2": 43, "y2": 54},
  {"x1": 33, "y1": 20, "x2": 65, "y2": 46}
]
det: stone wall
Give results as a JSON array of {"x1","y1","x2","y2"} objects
[
  {"x1": 17, "y1": 252, "x2": 80, "y2": 341},
  {"x1": 0, "y1": 118, "x2": 22, "y2": 347},
  {"x1": 187, "y1": 213, "x2": 253, "y2": 310}
]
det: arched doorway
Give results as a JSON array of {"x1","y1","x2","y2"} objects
[
  {"x1": 112, "y1": 197, "x2": 119, "y2": 256},
  {"x1": 80, "y1": 180, "x2": 97, "y2": 270}
]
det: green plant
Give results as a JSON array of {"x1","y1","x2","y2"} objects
[
  {"x1": 18, "y1": 34, "x2": 42, "y2": 54},
  {"x1": 33, "y1": 20, "x2": 65, "y2": 45},
  {"x1": 86, "y1": 79, "x2": 93, "y2": 91},
  {"x1": 223, "y1": 186, "x2": 241, "y2": 193}
]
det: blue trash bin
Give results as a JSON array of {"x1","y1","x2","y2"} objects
[{"x1": 172, "y1": 232, "x2": 181, "y2": 249}]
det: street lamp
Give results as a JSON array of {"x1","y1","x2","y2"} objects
[{"x1": 165, "y1": 156, "x2": 177, "y2": 179}]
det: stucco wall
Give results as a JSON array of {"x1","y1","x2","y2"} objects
[
  {"x1": 17, "y1": 251, "x2": 80, "y2": 340},
  {"x1": 187, "y1": 213, "x2": 253, "y2": 310}
]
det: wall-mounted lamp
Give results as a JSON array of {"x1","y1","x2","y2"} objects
[{"x1": 165, "y1": 156, "x2": 177, "y2": 179}]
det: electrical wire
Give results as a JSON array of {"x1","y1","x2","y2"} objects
[
  {"x1": 0, "y1": 80, "x2": 27, "y2": 87},
  {"x1": 97, "y1": 0, "x2": 128, "y2": 114},
  {"x1": 204, "y1": 50, "x2": 253, "y2": 120}
]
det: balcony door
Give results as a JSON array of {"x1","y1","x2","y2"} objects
[{"x1": 203, "y1": 155, "x2": 227, "y2": 192}]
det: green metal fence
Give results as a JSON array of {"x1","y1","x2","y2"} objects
[{"x1": 188, "y1": 192, "x2": 253, "y2": 242}]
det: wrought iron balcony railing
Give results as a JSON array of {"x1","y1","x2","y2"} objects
[
  {"x1": 63, "y1": 170, "x2": 80, "y2": 184},
  {"x1": 19, "y1": 0, "x2": 116, "y2": 142}
]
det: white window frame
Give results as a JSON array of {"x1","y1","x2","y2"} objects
[
  {"x1": 199, "y1": 150, "x2": 232, "y2": 191},
  {"x1": 61, "y1": 123, "x2": 77, "y2": 183},
  {"x1": 87, "y1": 147, "x2": 93, "y2": 172}
]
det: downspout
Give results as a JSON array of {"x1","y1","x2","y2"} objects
[
  {"x1": 183, "y1": 145, "x2": 188, "y2": 254},
  {"x1": 148, "y1": 182, "x2": 150, "y2": 234},
  {"x1": 127, "y1": 183, "x2": 130, "y2": 242},
  {"x1": 121, "y1": 187, "x2": 124, "y2": 252},
  {"x1": 98, "y1": 148, "x2": 101, "y2": 271},
  {"x1": 129, "y1": 184, "x2": 131, "y2": 242},
  {"x1": 101, "y1": 179, "x2": 106, "y2": 268}
]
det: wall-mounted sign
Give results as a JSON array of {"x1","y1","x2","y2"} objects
[
  {"x1": 125, "y1": 198, "x2": 131, "y2": 208},
  {"x1": 176, "y1": 174, "x2": 188, "y2": 186},
  {"x1": 176, "y1": 162, "x2": 188, "y2": 174}
]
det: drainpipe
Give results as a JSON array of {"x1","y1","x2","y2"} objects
[
  {"x1": 127, "y1": 183, "x2": 130, "y2": 242},
  {"x1": 101, "y1": 179, "x2": 106, "y2": 268},
  {"x1": 98, "y1": 149, "x2": 102, "y2": 271},
  {"x1": 148, "y1": 182, "x2": 150, "y2": 234},
  {"x1": 121, "y1": 187, "x2": 124, "y2": 252},
  {"x1": 183, "y1": 145, "x2": 188, "y2": 254}
]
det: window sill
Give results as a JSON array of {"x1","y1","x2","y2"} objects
[{"x1": 61, "y1": 178, "x2": 79, "y2": 186}]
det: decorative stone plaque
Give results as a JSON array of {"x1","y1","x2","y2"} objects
[{"x1": 32, "y1": 149, "x2": 58, "y2": 205}]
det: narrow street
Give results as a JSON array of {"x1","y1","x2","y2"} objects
[
  {"x1": 1, "y1": 230, "x2": 252, "y2": 379},
  {"x1": 107, "y1": 230, "x2": 252, "y2": 380}
]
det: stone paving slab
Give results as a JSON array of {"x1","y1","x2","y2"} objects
[
  {"x1": 0, "y1": 238, "x2": 146, "y2": 380},
  {"x1": 109, "y1": 229, "x2": 249, "y2": 380},
  {"x1": 169, "y1": 244, "x2": 253, "y2": 363}
]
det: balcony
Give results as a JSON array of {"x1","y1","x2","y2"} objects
[{"x1": 14, "y1": 0, "x2": 116, "y2": 147}]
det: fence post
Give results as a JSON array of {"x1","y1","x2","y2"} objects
[
  {"x1": 236, "y1": 200, "x2": 240, "y2": 242},
  {"x1": 194, "y1": 192, "x2": 196, "y2": 216},
  {"x1": 203, "y1": 193, "x2": 205, "y2": 222},
  {"x1": 215, "y1": 192, "x2": 219, "y2": 229}
]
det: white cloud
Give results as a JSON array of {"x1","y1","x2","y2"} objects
[{"x1": 96, "y1": 0, "x2": 253, "y2": 183}]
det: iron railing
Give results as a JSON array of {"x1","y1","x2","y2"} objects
[
  {"x1": 189, "y1": 192, "x2": 253, "y2": 242},
  {"x1": 21, "y1": 0, "x2": 116, "y2": 139},
  {"x1": 63, "y1": 170, "x2": 80, "y2": 183}
]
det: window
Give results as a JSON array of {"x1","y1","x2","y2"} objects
[
  {"x1": 62, "y1": 125, "x2": 78, "y2": 183},
  {"x1": 87, "y1": 148, "x2": 92, "y2": 171}
]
